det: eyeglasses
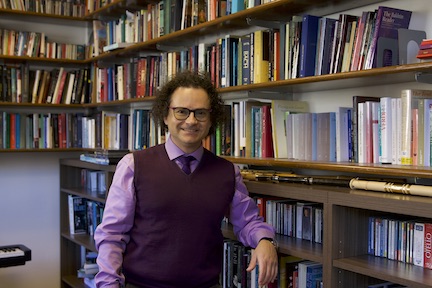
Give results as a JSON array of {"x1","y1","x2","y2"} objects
[{"x1": 169, "y1": 107, "x2": 212, "y2": 122}]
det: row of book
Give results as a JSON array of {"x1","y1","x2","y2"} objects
[
  {"x1": 222, "y1": 239, "x2": 323, "y2": 288},
  {"x1": 214, "y1": 88, "x2": 432, "y2": 166},
  {"x1": 0, "y1": 111, "x2": 130, "y2": 150},
  {"x1": 0, "y1": 65, "x2": 92, "y2": 104},
  {"x1": 68, "y1": 194, "x2": 104, "y2": 235},
  {"x1": 0, "y1": 0, "x2": 87, "y2": 17},
  {"x1": 368, "y1": 216, "x2": 432, "y2": 271},
  {"x1": 0, "y1": 112, "x2": 75, "y2": 149},
  {"x1": 0, "y1": 28, "x2": 87, "y2": 60},
  {"x1": 255, "y1": 197, "x2": 323, "y2": 244},
  {"x1": 90, "y1": 0, "x2": 255, "y2": 51},
  {"x1": 89, "y1": 4, "x2": 414, "y2": 100},
  {"x1": 81, "y1": 168, "x2": 107, "y2": 195}
]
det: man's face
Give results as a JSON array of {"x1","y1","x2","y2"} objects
[{"x1": 164, "y1": 87, "x2": 212, "y2": 153}]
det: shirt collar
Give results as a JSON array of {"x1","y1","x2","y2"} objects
[{"x1": 165, "y1": 135, "x2": 204, "y2": 161}]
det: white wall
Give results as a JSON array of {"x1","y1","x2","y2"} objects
[{"x1": 0, "y1": 152, "x2": 80, "y2": 288}]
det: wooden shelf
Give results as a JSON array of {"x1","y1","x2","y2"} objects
[
  {"x1": 61, "y1": 232, "x2": 96, "y2": 252},
  {"x1": 62, "y1": 274, "x2": 87, "y2": 288},
  {"x1": 61, "y1": 188, "x2": 106, "y2": 204},
  {"x1": 334, "y1": 255, "x2": 432, "y2": 287},
  {"x1": 225, "y1": 156, "x2": 432, "y2": 179},
  {"x1": 221, "y1": 221, "x2": 323, "y2": 263}
]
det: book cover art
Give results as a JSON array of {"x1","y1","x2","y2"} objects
[
  {"x1": 68, "y1": 195, "x2": 87, "y2": 234},
  {"x1": 366, "y1": 6, "x2": 412, "y2": 68}
]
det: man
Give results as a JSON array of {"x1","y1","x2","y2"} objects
[{"x1": 94, "y1": 70, "x2": 278, "y2": 288}]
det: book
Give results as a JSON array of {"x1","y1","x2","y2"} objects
[
  {"x1": 271, "y1": 100, "x2": 309, "y2": 159},
  {"x1": 316, "y1": 112, "x2": 336, "y2": 162},
  {"x1": 315, "y1": 17, "x2": 337, "y2": 75},
  {"x1": 351, "y1": 96, "x2": 381, "y2": 163},
  {"x1": 299, "y1": 14, "x2": 321, "y2": 78},
  {"x1": 102, "y1": 42, "x2": 134, "y2": 52},
  {"x1": 417, "y1": 99, "x2": 432, "y2": 166},
  {"x1": 253, "y1": 29, "x2": 270, "y2": 83},
  {"x1": 331, "y1": 14, "x2": 358, "y2": 74},
  {"x1": 379, "y1": 97, "x2": 393, "y2": 164},
  {"x1": 92, "y1": 20, "x2": 107, "y2": 57},
  {"x1": 68, "y1": 195, "x2": 87, "y2": 234},
  {"x1": 241, "y1": 34, "x2": 251, "y2": 85},
  {"x1": 297, "y1": 261, "x2": 322, "y2": 288},
  {"x1": 365, "y1": 6, "x2": 412, "y2": 69}
]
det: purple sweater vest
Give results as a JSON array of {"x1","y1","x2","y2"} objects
[{"x1": 123, "y1": 145, "x2": 235, "y2": 288}]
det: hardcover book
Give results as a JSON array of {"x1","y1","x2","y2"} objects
[
  {"x1": 299, "y1": 14, "x2": 321, "y2": 77},
  {"x1": 68, "y1": 195, "x2": 87, "y2": 234}
]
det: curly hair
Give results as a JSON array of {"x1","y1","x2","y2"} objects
[{"x1": 152, "y1": 70, "x2": 226, "y2": 135}]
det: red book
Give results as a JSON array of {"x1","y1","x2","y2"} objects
[
  {"x1": 425, "y1": 223, "x2": 432, "y2": 269},
  {"x1": 136, "y1": 58, "x2": 147, "y2": 98},
  {"x1": 261, "y1": 105, "x2": 274, "y2": 158},
  {"x1": 417, "y1": 48, "x2": 432, "y2": 59},
  {"x1": 9, "y1": 113, "x2": 16, "y2": 149},
  {"x1": 57, "y1": 113, "x2": 67, "y2": 148}
]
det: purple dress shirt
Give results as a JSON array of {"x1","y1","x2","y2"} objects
[{"x1": 94, "y1": 136, "x2": 275, "y2": 288}]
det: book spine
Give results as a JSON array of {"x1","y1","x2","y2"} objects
[{"x1": 379, "y1": 97, "x2": 392, "y2": 163}]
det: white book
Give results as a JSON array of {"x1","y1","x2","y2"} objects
[
  {"x1": 357, "y1": 102, "x2": 366, "y2": 163},
  {"x1": 117, "y1": 65, "x2": 124, "y2": 100},
  {"x1": 233, "y1": 102, "x2": 240, "y2": 157},
  {"x1": 64, "y1": 72, "x2": 75, "y2": 105},
  {"x1": 372, "y1": 101, "x2": 380, "y2": 164},
  {"x1": 271, "y1": 100, "x2": 309, "y2": 159},
  {"x1": 379, "y1": 97, "x2": 392, "y2": 164},
  {"x1": 285, "y1": 113, "x2": 294, "y2": 159},
  {"x1": 413, "y1": 222, "x2": 425, "y2": 267},
  {"x1": 31, "y1": 69, "x2": 42, "y2": 104}
]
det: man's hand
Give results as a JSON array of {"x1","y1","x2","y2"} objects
[{"x1": 246, "y1": 239, "x2": 278, "y2": 286}]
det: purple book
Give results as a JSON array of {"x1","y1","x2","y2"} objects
[{"x1": 366, "y1": 6, "x2": 412, "y2": 69}]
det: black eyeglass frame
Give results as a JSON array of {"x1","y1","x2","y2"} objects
[{"x1": 169, "y1": 107, "x2": 212, "y2": 122}]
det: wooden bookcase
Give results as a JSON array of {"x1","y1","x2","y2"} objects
[
  {"x1": 60, "y1": 159, "x2": 115, "y2": 288},
  {"x1": 3, "y1": 0, "x2": 432, "y2": 287}
]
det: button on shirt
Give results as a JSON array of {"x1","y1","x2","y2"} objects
[{"x1": 94, "y1": 135, "x2": 275, "y2": 288}]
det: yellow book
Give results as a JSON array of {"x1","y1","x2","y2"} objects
[{"x1": 253, "y1": 29, "x2": 270, "y2": 83}]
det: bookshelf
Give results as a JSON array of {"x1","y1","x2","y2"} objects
[
  {"x1": 60, "y1": 158, "x2": 115, "y2": 288},
  {"x1": 2, "y1": 0, "x2": 432, "y2": 287}
]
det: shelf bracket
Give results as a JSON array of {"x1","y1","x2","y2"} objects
[
  {"x1": 246, "y1": 17, "x2": 282, "y2": 29},
  {"x1": 415, "y1": 72, "x2": 432, "y2": 84}
]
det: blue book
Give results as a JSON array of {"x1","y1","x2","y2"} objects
[
  {"x1": 231, "y1": 0, "x2": 244, "y2": 13},
  {"x1": 299, "y1": 14, "x2": 321, "y2": 77},
  {"x1": 329, "y1": 111, "x2": 336, "y2": 162},
  {"x1": 241, "y1": 34, "x2": 251, "y2": 85}
]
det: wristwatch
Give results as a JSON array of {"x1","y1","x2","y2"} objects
[{"x1": 260, "y1": 237, "x2": 278, "y2": 250}]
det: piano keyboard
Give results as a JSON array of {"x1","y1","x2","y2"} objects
[
  {"x1": 0, "y1": 245, "x2": 31, "y2": 268},
  {"x1": 0, "y1": 247, "x2": 25, "y2": 259}
]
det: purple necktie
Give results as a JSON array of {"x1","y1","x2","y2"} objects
[{"x1": 178, "y1": 155, "x2": 195, "y2": 175}]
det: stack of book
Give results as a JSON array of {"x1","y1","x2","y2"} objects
[
  {"x1": 80, "y1": 149, "x2": 129, "y2": 165},
  {"x1": 416, "y1": 39, "x2": 432, "y2": 61}
]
